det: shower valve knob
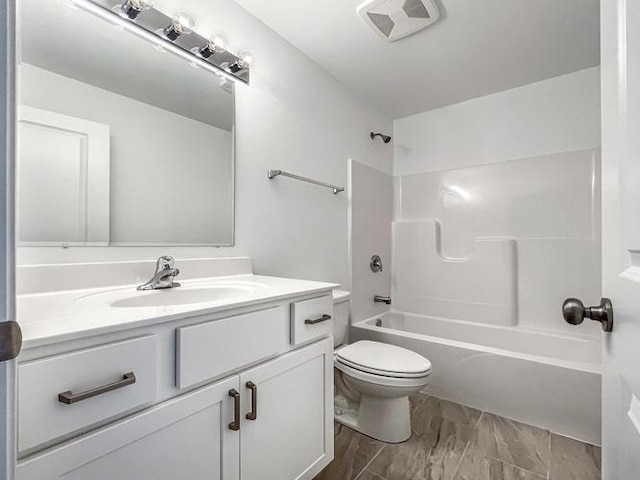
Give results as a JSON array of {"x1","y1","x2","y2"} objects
[
  {"x1": 562, "y1": 297, "x2": 614, "y2": 332},
  {"x1": 370, "y1": 255, "x2": 383, "y2": 273}
]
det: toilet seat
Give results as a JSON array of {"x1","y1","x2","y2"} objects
[
  {"x1": 334, "y1": 357, "x2": 430, "y2": 388},
  {"x1": 333, "y1": 341, "x2": 432, "y2": 442},
  {"x1": 335, "y1": 340, "x2": 431, "y2": 382}
]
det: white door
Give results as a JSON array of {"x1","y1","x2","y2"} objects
[
  {"x1": 601, "y1": 0, "x2": 640, "y2": 478},
  {"x1": 16, "y1": 107, "x2": 110, "y2": 247},
  {"x1": 0, "y1": 0, "x2": 17, "y2": 479},
  {"x1": 239, "y1": 338, "x2": 334, "y2": 480},
  {"x1": 17, "y1": 376, "x2": 241, "y2": 480}
]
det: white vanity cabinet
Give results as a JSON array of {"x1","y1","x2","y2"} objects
[
  {"x1": 240, "y1": 338, "x2": 333, "y2": 480},
  {"x1": 17, "y1": 294, "x2": 335, "y2": 480},
  {"x1": 18, "y1": 376, "x2": 240, "y2": 480}
]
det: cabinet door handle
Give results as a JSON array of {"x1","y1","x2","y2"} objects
[
  {"x1": 58, "y1": 372, "x2": 136, "y2": 405},
  {"x1": 246, "y1": 381, "x2": 257, "y2": 421},
  {"x1": 228, "y1": 389, "x2": 240, "y2": 431},
  {"x1": 305, "y1": 314, "x2": 332, "y2": 325}
]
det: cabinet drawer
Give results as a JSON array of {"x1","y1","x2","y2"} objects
[
  {"x1": 18, "y1": 335, "x2": 158, "y2": 453},
  {"x1": 290, "y1": 295, "x2": 333, "y2": 346},
  {"x1": 176, "y1": 306, "x2": 288, "y2": 389}
]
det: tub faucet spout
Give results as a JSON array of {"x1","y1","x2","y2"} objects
[{"x1": 374, "y1": 295, "x2": 392, "y2": 305}]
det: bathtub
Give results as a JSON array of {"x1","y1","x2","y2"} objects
[{"x1": 351, "y1": 311, "x2": 602, "y2": 445}]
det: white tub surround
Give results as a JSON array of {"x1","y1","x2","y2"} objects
[
  {"x1": 351, "y1": 312, "x2": 601, "y2": 445},
  {"x1": 392, "y1": 149, "x2": 602, "y2": 336},
  {"x1": 16, "y1": 257, "x2": 336, "y2": 480},
  {"x1": 393, "y1": 220, "x2": 518, "y2": 326},
  {"x1": 348, "y1": 160, "x2": 393, "y2": 324},
  {"x1": 383, "y1": 70, "x2": 603, "y2": 447}
]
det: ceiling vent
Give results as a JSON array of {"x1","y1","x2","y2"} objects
[{"x1": 357, "y1": 0, "x2": 440, "y2": 42}]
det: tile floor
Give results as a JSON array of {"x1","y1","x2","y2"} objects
[{"x1": 314, "y1": 394, "x2": 601, "y2": 480}]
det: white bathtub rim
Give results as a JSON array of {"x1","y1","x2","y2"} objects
[
  {"x1": 382, "y1": 308, "x2": 600, "y2": 343},
  {"x1": 353, "y1": 317, "x2": 602, "y2": 375}
]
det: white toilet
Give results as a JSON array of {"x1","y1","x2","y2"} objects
[{"x1": 332, "y1": 291, "x2": 432, "y2": 443}]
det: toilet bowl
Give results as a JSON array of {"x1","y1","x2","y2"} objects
[
  {"x1": 333, "y1": 340, "x2": 431, "y2": 443},
  {"x1": 331, "y1": 291, "x2": 432, "y2": 443}
]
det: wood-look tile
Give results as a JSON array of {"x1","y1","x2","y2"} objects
[
  {"x1": 368, "y1": 396, "x2": 481, "y2": 480},
  {"x1": 471, "y1": 413, "x2": 550, "y2": 476},
  {"x1": 357, "y1": 471, "x2": 389, "y2": 480},
  {"x1": 314, "y1": 423, "x2": 385, "y2": 480},
  {"x1": 410, "y1": 394, "x2": 428, "y2": 412},
  {"x1": 366, "y1": 396, "x2": 434, "y2": 480},
  {"x1": 365, "y1": 432, "x2": 430, "y2": 480},
  {"x1": 321, "y1": 396, "x2": 600, "y2": 480},
  {"x1": 487, "y1": 459, "x2": 547, "y2": 480},
  {"x1": 549, "y1": 434, "x2": 601, "y2": 480},
  {"x1": 455, "y1": 445, "x2": 546, "y2": 480},
  {"x1": 454, "y1": 444, "x2": 490, "y2": 480},
  {"x1": 422, "y1": 398, "x2": 482, "y2": 480},
  {"x1": 419, "y1": 396, "x2": 483, "y2": 426}
]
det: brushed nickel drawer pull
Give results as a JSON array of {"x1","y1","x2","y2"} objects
[
  {"x1": 58, "y1": 372, "x2": 136, "y2": 405},
  {"x1": 305, "y1": 314, "x2": 332, "y2": 325},
  {"x1": 229, "y1": 389, "x2": 240, "y2": 431},
  {"x1": 246, "y1": 381, "x2": 257, "y2": 421}
]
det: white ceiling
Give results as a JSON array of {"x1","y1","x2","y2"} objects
[{"x1": 232, "y1": 0, "x2": 600, "y2": 119}]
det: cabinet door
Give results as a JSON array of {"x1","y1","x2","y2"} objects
[
  {"x1": 240, "y1": 338, "x2": 334, "y2": 480},
  {"x1": 18, "y1": 376, "x2": 240, "y2": 480}
]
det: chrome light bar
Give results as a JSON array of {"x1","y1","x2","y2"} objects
[{"x1": 69, "y1": 0, "x2": 251, "y2": 84}]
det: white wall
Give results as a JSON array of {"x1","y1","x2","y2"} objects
[
  {"x1": 392, "y1": 68, "x2": 603, "y2": 336},
  {"x1": 19, "y1": 64, "x2": 233, "y2": 246},
  {"x1": 17, "y1": 0, "x2": 393, "y2": 289},
  {"x1": 394, "y1": 67, "x2": 601, "y2": 176}
]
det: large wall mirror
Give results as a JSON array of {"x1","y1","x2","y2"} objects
[{"x1": 17, "y1": 0, "x2": 235, "y2": 247}]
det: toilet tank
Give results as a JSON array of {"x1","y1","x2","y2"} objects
[{"x1": 332, "y1": 290, "x2": 351, "y2": 348}]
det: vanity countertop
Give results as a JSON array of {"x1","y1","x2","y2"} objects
[{"x1": 17, "y1": 274, "x2": 338, "y2": 349}]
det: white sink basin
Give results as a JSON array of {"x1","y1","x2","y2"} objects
[
  {"x1": 76, "y1": 283, "x2": 260, "y2": 308},
  {"x1": 110, "y1": 286, "x2": 253, "y2": 308}
]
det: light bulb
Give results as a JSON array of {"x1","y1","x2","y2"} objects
[
  {"x1": 197, "y1": 35, "x2": 226, "y2": 58},
  {"x1": 163, "y1": 12, "x2": 195, "y2": 41},
  {"x1": 118, "y1": 0, "x2": 153, "y2": 20},
  {"x1": 239, "y1": 51, "x2": 252, "y2": 66},
  {"x1": 228, "y1": 50, "x2": 252, "y2": 73}
]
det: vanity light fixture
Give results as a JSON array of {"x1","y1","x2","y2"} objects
[
  {"x1": 229, "y1": 50, "x2": 252, "y2": 73},
  {"x1": 118, "y1": 0, "x2": 152, "y2": 20},
  {"x1": 73, "y1": 0, "x2": 250, "y2": 83},
  {"x1": 162, "y1": 13, "x2": 195, "y2": 41}
]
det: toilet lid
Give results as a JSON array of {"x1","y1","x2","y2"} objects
[{"x1": 335, "y1": 341, "x2": 431, "y2": 377}]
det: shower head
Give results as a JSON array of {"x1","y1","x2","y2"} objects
[{"x1": 371, "y1": 132, "x2": 392, "y2": 143}]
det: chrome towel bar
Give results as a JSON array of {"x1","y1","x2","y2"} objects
[{"x1": 267, "y1": 169, "x2": 345, "y2": 194}]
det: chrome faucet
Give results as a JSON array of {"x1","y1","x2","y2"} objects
[
  {"x1": 374, "y1": 295, "x2": 392, "y2": 305},
  {"x1": 137, "y1": 256, "x2": 181, "y2": 290}
]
